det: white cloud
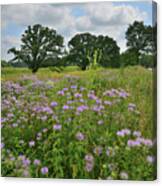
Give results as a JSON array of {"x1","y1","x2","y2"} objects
[
  {"x1": 2, "y1": 4, "x2": 74, "y2": 28},
  {"x1": 1, "y1": 2, "x2": 148, "y2": 60},
  {"x1": 1, "y1": 35, "x2": 21, "y2": 60},
  {"x1": 82, "y1": 2, "x2": 147, "y2": 25},
  {"x1": 75, "y1": 16, "x2": 93, "y2": 31}
]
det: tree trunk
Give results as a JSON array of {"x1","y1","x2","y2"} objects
[
  {"x1": 81, "y1": 66, "x2": 86, "y2": 71},
  {"x1": 32, "y1": 68, "x2": 38, "y2": 73}
]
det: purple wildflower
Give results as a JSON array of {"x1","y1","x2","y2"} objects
[
  {"x1": 53, "y1": 124, "x2": 62, "y2": 131},
  {"x1": 106, "y1": 149, "x2": 110, "y2": 156},
  {"x1": 92, "y1": 105, "x2": 103, "y2": 112},
  {"x1": 128, "y1": 103, "x2": 136, "y2": 108},
  {"x1": 57, "y1": 90, "x2": 64, "y2": 96},
  {"x1": 128, "y1": 103, "x2": 136, "y2": 111},
  {"x1": 63, "y1": 87, "x2": 68, "y2": 91},
  {"x1": 76, "y1": 132, "x2": 85, "y2": 141},
  {"x1": 23, "y1": 170, "x2": 30, "y2": 177},
  {"x1": 1, "y1": 118, "x2": 7, "y2": 123},
  {"x1": 146, "y1": 155, "x2": 155, "y2": 163},
  {"x1": 122, "y1": 129, "x2": 131, "y2": 135},
  {"x1": 118, "y1": 89, "x2": 129, "y2": 98},
  {"x1": 96, "y1": 99, "x2": 102, "y2": 104},
  {"x1": 143, "y1": 139, "x2": 153, "y2": 147},
  {"x1": 85, "y1": 162, "x2": 94, "y2": 172},
  {"x1": 77, "y1": 105, "x2": 88, "y2": 112},
  {"x1": 104, "y1": 100, "x2": 112, "y2": 106},
  {"x1": 118, "y1": 92, "x2": 128, "y2": 98},
  {"x1": 37, "y1": 132, "x2": 42, "y2": 137},
  {"x1": 1, "y1": 143, "x2": 5, "y2": 149},
  {"x1": 50, "y1": 101, "x2": 58, "y2": 107},
  {"x1": 120, "y1": 171, "x2": 129, "y2": 179},
  {"x1": 99, "y1": 105, "x2": 105, "y2": 110},
  {"x1": 74, "y1": 93, "x2": 82, "y2": 98},
  {"x1": 67, "y1": 100, "x2": 74, "y2": 104},
  {"x1": 22, "y1": 158, "x2": 31, "y2": 167},
  {"x1": 88, "y1": 93, "x2": 97, "y2": 100},
  {"x1": 136, "y1": 138, "x2": 153, "y2": 147},
  {"x1": 105, "y1": 147, "x2": 116, "y2": 157},
  {"x1": 12, "y1": 123, "x2": 18, "y2": 128},
  {"x1": 71, "y1": 85, "x2": 77, "y2": 89},
  {"x1": 84, "y1": 154, "x2": 94, "y2": 172},
  {"x1": 42, "y1": 107, "x2": 53, "y2": 114},
  {"x1": 85, "y1": 154, "x2": 94, "y2": 162},
  {"x1": 63, "y1": 105, "x2": 69, "y2": 110},
  {"x1": 136, "y1": 137, "x2": 144, "y2": 143},
  {"x1": 29, "y1": 140, "x2": 35, "y2": 147},
  {"x1": 41, "y1": 116, "x2": 47, "y2": 121},
  {"x1": 127, "y1": 139, "x2": 141, "y2": 147},
  {"x1": 80, "y1": 87, "x2": 85, "y2": 91},
  {"x1": 37, "y1": 136, "x2": 41, "y2": 141},
  {"x1": 7, "y1": 113, "x2": 14, "y2": 118},
  {"x1": 42, "y1": 128, "x2": 48, "y2": 133},
  {"x1": 97, "y1": 120, "x2": 104, "y2": 125},
  {"x1": 34, "y1": 159, "x2": 41, "y2": 165},
  {"x1": 79, "y1": 99, "x2": 85, "y2": 103},
  {"x1": 117, "y1": 129, "x2": 131, "y2": 137},
  {"x1": 116, "y1": 130, "x2": 125, "y2": 137},
  {"x1": 77, "y1": 106, "x2": 82, "y2": 112},
  {"x1": 41, "y1": 167, "x2": 48, "y2": 175},
  {"x1": 93, "y1": 146, "x2": 102, "y2": 156},
  {"x1": 18, "y1": 155, "x2": 26, "y2": 160},
  {"x1": 103, "y1": 90, "x2": 116, "y2": 97},
  {"x1": 10, "y1": 157, "x2": 15, "y2": 161},
  {"x1": 133, "y1": 131, "x2": 141, "y2": 137}
]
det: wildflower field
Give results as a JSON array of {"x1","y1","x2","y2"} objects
[{"x1": 1, "y1": 66, "x2": 156, "y2": 180}]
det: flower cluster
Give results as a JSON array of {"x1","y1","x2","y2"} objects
[
  {"x1": 116, "y1": 129, "x2": 131, "y2": 137},
  {"x1": 1, "y1": 75, "x2": 155, "y2": 180},
  {"x1": 84, "y1": 154, "x2": 94, "y2": 172}
]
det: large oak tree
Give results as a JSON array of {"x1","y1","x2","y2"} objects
[
  {"x1": 68, "y1": 33, "x2": 120, "y2": 70},
  {"x1": 8, "y1": 24, "x2": 64, "y2": 73}
]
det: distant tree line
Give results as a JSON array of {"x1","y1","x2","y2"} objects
[{"x1": 2, "y1": 21, "x2": 156, "y2": 73}]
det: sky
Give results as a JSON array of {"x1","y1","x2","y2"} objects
[{"x1": 1, "y1": 1, "x2": 155, "y2": 60}]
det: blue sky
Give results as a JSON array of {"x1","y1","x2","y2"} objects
[
  {"x1": 71, "y1": 5, "x2": 86, "y2": 17},
  {"x1": 1, "y1": 1, "x2": 155, "y2": 60}
]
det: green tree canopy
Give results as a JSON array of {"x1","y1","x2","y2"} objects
[
  {"x1": 95, "y1": 35, "x2": 120, "y2": 68},
  {"x1": 8, "y1": 24, "x2": 64, "y2": 73},
  {"x1": 68, "y1": 33, "x2": 120, "y2": 70},
  {"x1": 68, "y1": 33, "x2": 96, "y2": 70},
  {"x1": 124, "y1": 21, "x2": 156, "y2": 68},
  {"x1": 120, "y1": 49, "x2": 139, "y2": 67},
  {"x1": 126, "y1": 21, "x2": 154, "y2": 60}
]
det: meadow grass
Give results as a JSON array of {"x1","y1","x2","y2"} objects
[
  {"x1": 2, "y1": 66, "x2": 154, "y2": 136},
  {"x1": 1, "y1": 66, "x2": 156, "y2": 179}
]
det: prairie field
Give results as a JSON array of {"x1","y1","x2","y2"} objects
[{"x1": 1, "y1": 66, "x2": 156, "y2": 180}]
